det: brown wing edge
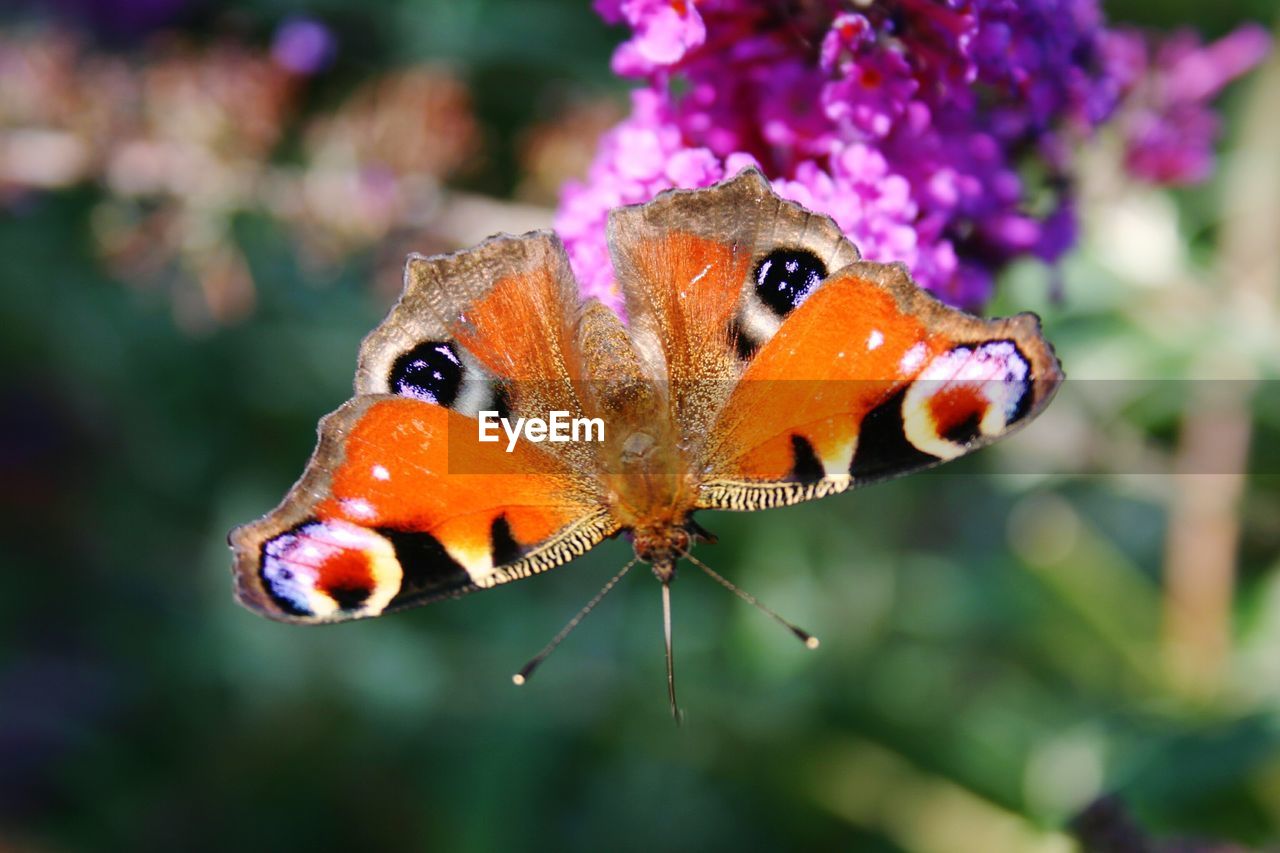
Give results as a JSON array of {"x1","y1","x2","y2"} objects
[
  {"x1": 606, "y1": 167, "x2": 861, "y2": 279},
  {"x1": 229, "y1": 397, "x2": 381, "y2": 624}
]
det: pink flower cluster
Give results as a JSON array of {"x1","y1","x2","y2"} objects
[
  {"x1": 1112, "y1": 26, "x2": 1271, "y2": 184},
  {"x1": 557, "y1": 0, "x2": 1270, "y2": 313}
]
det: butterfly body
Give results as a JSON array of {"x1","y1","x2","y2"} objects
[{"x1": 230, "y1": 169, "x2": 1061, "y2": 651}]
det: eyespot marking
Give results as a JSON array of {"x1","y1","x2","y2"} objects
[
  {"x1": 729, "y1": 319, "x2": 762, "y2": 361},
  {"x1": 753, "y1": 248, "x2": 827, "y2": 316},
  {"x1": 380, "y1": 527, "x2": 475, "y2": 606},
  {"x1": 902, "y1": 340, "x2": 1032, "y2": 459},
  {"x1": 260, "y1": 519, "x2": 402, "y2": 618},
  {"x1": 389, "y1": 341, "x2": 464, "y2": 406},
  {"x1": 850, "y1": 387, "x2": 940, "y2": 482}
]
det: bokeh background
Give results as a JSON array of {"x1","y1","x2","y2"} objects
[{"x1": 2, "y1": 1, "x2": 1279, "y2": 850}]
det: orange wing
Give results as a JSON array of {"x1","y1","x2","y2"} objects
[
  {"x1": 230, "y1": 396, "x2": 614, "y2": 622},
  {"x1": 231, "y1": 233, "x2": 620, "y2": 623},
  {"x1": 607, "y1": 169, "x2": 859, "y2": 444},
  {"x1": 699, "y1": 261, "x2": 1062, "y2": 510},
  {"x1": 602, "y1": 169, "x2": 1058, "y2": 513}
]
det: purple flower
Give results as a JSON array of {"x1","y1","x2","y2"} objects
[
  {"x1": 821, "y1": 13, "x2": 874, "y2": 74},
  {"x1": 272, "y1": 17, "x2": 336, "y2": 76},
  {"x1": 1161, "y1": 24, "x2": 1272, "y2": 103},
  {"x1": 1120, "y1": 24, "x2": 1272, "y2": 185},
  {"x1": 822, "y1": 46, "x2": 918, "y2": 140},
  {"x1": 52, "y1": 0, "x2": 187, "y2": 39},
  {"x1": 597, "y1": 0, "x2": 706, "y2": 75},
  {"x1": 554, "y1": 90, "x2": 729, "y2": 313},
  {"x1": 560, "y1": 0, "x2": 1270, "y2": 311}
]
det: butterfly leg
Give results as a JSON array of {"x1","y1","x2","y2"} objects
[{"x1": 685, "y1": 517, "x2": 718, "y2": 545}]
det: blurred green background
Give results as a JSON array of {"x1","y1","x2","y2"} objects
[{"x1": 2, "y1": 1, "x2": 1279, "y2": 850}]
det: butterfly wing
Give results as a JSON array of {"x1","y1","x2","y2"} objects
[
  {"x1": 699, "y1": 260, "x2": 1062, "y2": 510},
  {"x1": 230, "y1": 233, "x2": 619, "y2": 623},
  {"x1": 606, "y1": 168, "x2": 1060, "y2": 511},
  {"x1": 607, "y1": 168, "x2": 860, "y2": 445},
  {"x1": 357, "y1": 231, "x2": 604, "y2": 472}
]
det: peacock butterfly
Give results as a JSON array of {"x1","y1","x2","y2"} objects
[{"x1": 228, "y1": 168, "x2": 1062, "y2": 718}]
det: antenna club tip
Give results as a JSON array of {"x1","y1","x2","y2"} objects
[
  {"x1": 805, "y1": 636, "x2": 821, "y2": 650},
  {"x1": 512, "y1": 673, "x2": 527, "y2": 686}
]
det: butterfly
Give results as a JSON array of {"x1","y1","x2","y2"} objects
[{"x1": 229, "y1": 168, "x2": 1062, "y2": 718}]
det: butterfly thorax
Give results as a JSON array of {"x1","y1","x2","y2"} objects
[
  {"x1": 604, "y1": 421, "x2": 701, "y2": 570},
  {"x1": 578, "y1": 303, "x2": 704, "y2": 573},
  {"x1": 596, "y1": 410, "x2": 701, "y2": 579}
]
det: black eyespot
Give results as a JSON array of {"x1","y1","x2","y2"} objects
[
  {"x1": 753, "y1": 248, "x2": 827, "y2": 316},
  {"x1": 491, "y1": 383, "x2": 513, "y2": 424},
  {"x1": 389, "y1": 341, "x2": 464, "y2": 406},
  {"x1": 327, "y1": 584, "x2": 372, "y2": 612},
  {"x1": 1003, "y1": 341, "x2": 1034, "y2": 424}
]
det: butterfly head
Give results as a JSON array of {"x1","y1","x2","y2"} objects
[
  {"x1": 631, "y1": 515, "x2": 720, "y2": 583},
  {"x1": 633, "y1": 524, "x2": 691, "y2": 584}
]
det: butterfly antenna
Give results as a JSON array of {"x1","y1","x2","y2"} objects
[
  {"x1": 682, "y1": 551, "x2": 820, "y2": 649},
  {"x1": 662, "y1": 580, "x2": 682, "y2": 725},
  {"x1": 513, "y1": 557, "x2": 638, "y2": 686}
]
